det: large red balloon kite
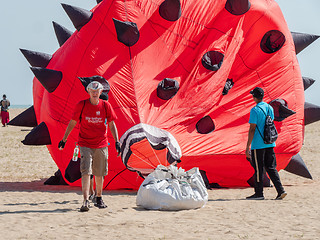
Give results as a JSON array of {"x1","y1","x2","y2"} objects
[{"x1": 10, "y1": 0, "x2": 320, "y2": 189}]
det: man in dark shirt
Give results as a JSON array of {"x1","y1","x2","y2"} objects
[{"x1": 1, "y1": 94, "x2": 10, "y2": 127}]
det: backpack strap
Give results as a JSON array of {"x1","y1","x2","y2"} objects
[
  {"x1": 257, "y1": 105, "x2": 267, "y2": 116},
  {"x1": 103, "y1": 100, "x2": 108, "y2": 122},
  {"x1": 255, "y1": 122, "x2": 264, "y2": 141},
  {"x1": 255, "y1": 105, "x2": 267, "y2": 141}
]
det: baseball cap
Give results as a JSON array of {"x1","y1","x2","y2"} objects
[
  {"x1": 86, "y1": 81, "x2": 103, "y2": 91},
  {"x1": 250, "y1": 87, "x2": 264, "y2": 98}
]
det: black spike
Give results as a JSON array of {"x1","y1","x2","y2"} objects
[
  {"x1": 8, "y1": 105, "x2": 37, "y2": 127},
  {"x1": 20, "y1": 49, "x2": 52, "y2": 68},
  {"x1": 291, "y1": 32, "x2": 320, "y2": 55},
  {"x1": 302, "y1": 77, "x2": 316, "y2": 91},
  {"x1": 52, "y1": 21, "x2": 73, "y2": 47},
  {"x1": 284, "y1": 154, "x2": 312, "y2": 179},
  {"x1": 196, "y1": 116, "x2": 215, "y2": 134},
  {"x1": 198, "y1": 170, "x2": 223, "y2": 189},
  {"x1": 304, "y1": 102, "x2": 320, "y2": 125},
  {"x1": 159, "y1": 0, "x2": 182, "y2": 21},
  {"x1": 65, "y1": 158, "x2": 81, "y2": 183},
  {"x1": 222, "y1": 78, "x2": 234, "y2": 95},
  {"x1": 22, "y1": 122, "x2": 51, "y2": 146},
  {"x1": 225, "y1": 0, "x2": 251, "y2": 15},
  {"x1": 30, "y1": 67, "x2": 63, "y2": 93},
  {"x1": 247, "y1": 172, "x2": 271, "y2": 188},
  {"x1": 270, "y1": 99, "x2": 296, "y2": 121},
  {"x1": 202, "y1": 51, "x2": 224, "y2": 71},
  {"x1": 44, "y1": 170, "x2": 68, "y2": 185},
  {"x1": 113, "y1": 18, "x2": 140, "y2": 47},
  {"x1": 78, "y1": 76, "x2": 110, "y2": 100},
  {"x1": 96, "y1": 0, "x2": 103, "y2": 3},
  {"x1": 157, "y1": 78, "x2": 179, "y2": 100},
  {"x1": 260, "y1": 30, "x2": 286, "y2": 54},
  {"x1": 279, "y1": 104, "x2": 296, "y2": 119},
  {"x1": 61, "y1": 4, "x2": 93, "y2": 31}
]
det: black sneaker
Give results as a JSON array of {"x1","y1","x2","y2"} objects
[
  {"x1": 89, "y1": 193, "x2": 96, "y2": 202},
  {"x1": 275, "y1": 191, "x2": 287, "y2": 200},
  {"x1": 246, "y1": 194, "x2": 264, "y2": 200},
  {"x1": 94, "y1": 198, "x2": 107, "y2": 208},
  {"x1": 80, "y1": 200, "x2": 90, "y2": 212}
]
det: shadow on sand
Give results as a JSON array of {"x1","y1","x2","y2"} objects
[
  {"x1": 0, "y1": 179, "x2": 137, "y2": 195},
  {"x1": 0, "y1": 179, "x2": 81, "y2": 193},
  {"x1": 0, "y1": 180, "x2": 138, "y2": 215}
]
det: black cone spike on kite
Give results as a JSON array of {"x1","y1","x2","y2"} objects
[
  {"x1": 284, "y1": 154, "x2": 312, "y2": 179},
  {"x1": 157, "y1": 78, "x2": 179, "y2": 100},
  {"x1": 113, "y1": 18, "x2": 140, "y2": 47},
  {"x1": 278, "y1": 104, "x2": 296, "y2": 120},
  {"x1": 8, "y1": 105, "x2": 37, "y2": 127},
  {"x1": 61, "y1": 3, "x2": 93, "y2": 31},
  {"x1": 291, "y1": 32, "x2": 320, "y2": 55},
  {"x1": 30, "y1": 67, "x2": 63, "y2": 93},
  {"x1": 159, "y1": 0, "x2": 182, "y2": 21},
  {"x1": 78, "y1": 76, "x2": 110, "y2": 100},
  {"x1": 225, "y1": 0, "x2": 251, "y2": 15},
  {"x1": 302, "y1": 77, "x2": 316, "y2": 91},
  {"x1": 304, "y1": 102, "x2": 320, "y2": 125},
  {"x1": 44, "y1": 170, "x2": 67, "y2": 185},
  {"x1": 96, "y1": 0, "x2": 103, "y2": 4},
  {"x1": 53, "y1": 21, "x2": 73, "y2": 47},
  {"x1": 247, "y1": 172, "x2": 271, "y2": 188},
  {"x1": 269, "y1": 99, "x2": 296, "y2": 121},
  {"x1": 196, "y1": 116, "x2": 215, "y2": 134},
  {"x1": 20, "y1": 49, "x2": 52, "y2": 68},
  {"x1": 22, "y1": 122, "x2": 51, "y2": 146},
  {"x1": 202, "y1": 51, "x2": 224, "y2": 71}
]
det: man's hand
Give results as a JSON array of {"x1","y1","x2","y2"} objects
[
  {"x1": 245, "y1": 147, "x2": 251, "y2": 161},
  {"x1": 58, "y1": 140, "x2": 66, "y2": 150},
  {"x1": 115, "y1": 141, "x2": 121, "y2": 156}
]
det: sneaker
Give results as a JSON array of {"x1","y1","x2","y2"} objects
[
  {"x1": 275, "y1": 191, "x2": 287, "y2": 200},
  {"x1": 89, "y1": 193, "x2": 95, "y2": 201},
  {"x1": 90, "y1": 194, "x2": 97, "y2": 204},
  {"x1": 94, "y1": 198, "x2": 107, "y2": 208},
  {"x1": 80, "y1": 200, "x2": 90, "y2": 212},
  {"x1": 246, "y1": 194, "x2": 264, "y2": 200}
]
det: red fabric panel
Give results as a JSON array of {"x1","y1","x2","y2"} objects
[{"x1": 129, "y1": 139, "x2": 169, "y2": 170}]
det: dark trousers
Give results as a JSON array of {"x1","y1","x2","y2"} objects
[{"x1": 251, "y1": 147, "x2": 284, "y2": 196}]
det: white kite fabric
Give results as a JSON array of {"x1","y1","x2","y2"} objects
[{"x1": 136, "y1": 165, "x2": 208, "y2": 210}]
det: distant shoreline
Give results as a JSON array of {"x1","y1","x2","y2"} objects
[{"x1": 9, "y1": 105, "x2": 32, "y2": 109}]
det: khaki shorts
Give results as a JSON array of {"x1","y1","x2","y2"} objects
[{"x1": 80, "y1": 147, "x2": 108, "y2": 176}]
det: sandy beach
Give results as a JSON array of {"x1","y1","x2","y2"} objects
[{"x1": 0, "y1": 108, "x2": 319, "y2": 240}]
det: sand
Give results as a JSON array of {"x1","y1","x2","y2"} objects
[{"x1": 0, "y1": 108, "x2": 319, "y2": 240}]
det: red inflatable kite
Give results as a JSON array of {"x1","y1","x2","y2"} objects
[{"x1": 11, "y1": 0, "x2": 320, "y2": 189}]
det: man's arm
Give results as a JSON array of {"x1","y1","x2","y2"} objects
[
  {"x1": 108, "y1": 121, "x2": 119, "y2": 142},
  {"x1": 58, "y1": 119, "x2": 77, "y2": 150},
  {"x1": 246, "y1": 123, "x2": 256, "y2": 159},
  {"x1": 108, "y1": 121, "x2": 120, "y2": 156}
]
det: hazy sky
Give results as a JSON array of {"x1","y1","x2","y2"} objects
[{"x1": 1, "y1": 0, "x2": 319, "y2": 105}]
